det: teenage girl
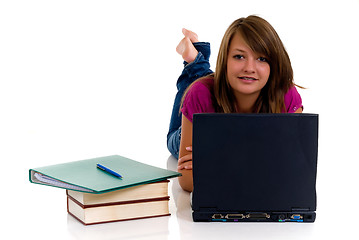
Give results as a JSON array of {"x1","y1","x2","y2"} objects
[{"x1": 167, "y1": 15, "x2": 303, "y2": 192}]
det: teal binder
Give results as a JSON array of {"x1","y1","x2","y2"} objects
[{"x1": 29, "y1": 155, "x2": 181, "y2": 194}]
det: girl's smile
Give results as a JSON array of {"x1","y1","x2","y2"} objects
[{"x1": 238, "y1": 76, "x2": 259, "y2": 83}]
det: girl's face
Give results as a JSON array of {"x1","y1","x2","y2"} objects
[{"x1": 226, "y1": 32, "x2": 270, "y2": 99}]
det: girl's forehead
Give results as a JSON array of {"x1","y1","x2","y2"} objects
[
  {"x1": 229, "y1": 31, "x2": 268, "y2": 57},
  {"x1": 229, "y1": 32, "x2": 255, "y2": 53}
]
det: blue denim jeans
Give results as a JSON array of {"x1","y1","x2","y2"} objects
[{"x1": 167, "y1": 42, "x2": 213, "y2": 159}]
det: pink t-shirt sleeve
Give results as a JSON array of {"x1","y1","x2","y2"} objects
[
  {"x1": 284, "y1": 86, "x2": 303, "y2": 113},
  {"x1": 181, "y1": 81, "x2": 216, "y2": 122},
  {"x1": 182, "y1": 81, "x2": 302, "y2": 117}
]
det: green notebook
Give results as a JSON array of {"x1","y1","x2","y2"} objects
[{"x1": 29, "y1": 155, "x2": 181, "y2": 194}]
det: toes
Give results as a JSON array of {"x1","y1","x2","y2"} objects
[{"x1": 182, "y1": 28, "x2": 198, "y2": 43}]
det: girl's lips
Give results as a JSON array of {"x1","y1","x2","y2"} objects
[{"x1": 238, "y1": 76, "x2": 258, "y2": 83}]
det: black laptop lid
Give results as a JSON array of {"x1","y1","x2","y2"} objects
[{"x1": 192, "y1": 113, "x2": 318, "y2": 212}]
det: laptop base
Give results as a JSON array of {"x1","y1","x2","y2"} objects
[{"x1": 193, "y1": 211, "x2": 316, "y2": 223}]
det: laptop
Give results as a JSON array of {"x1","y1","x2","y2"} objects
[{"x1": 191, "y1": 113, "x2": 318, "y2": 222}]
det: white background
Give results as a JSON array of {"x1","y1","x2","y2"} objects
[{"x1": 1, "y1": 0, "x2": 358, "y2": 239}]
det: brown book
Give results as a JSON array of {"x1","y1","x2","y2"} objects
[
  {"x1": 67, "y1": 180, "x2": 169, "y2": 205},
  {"x1": 66, "y1": 181, "x2": 170, "y2": 225}
]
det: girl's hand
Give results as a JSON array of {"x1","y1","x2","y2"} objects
[{"x1": 178, "y1": 146, "x2": 192, "y2": 170}]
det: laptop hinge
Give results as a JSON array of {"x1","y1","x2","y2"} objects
[
  {"x1": 291, "y1": 207, "x2": 310, "y2": 211},
  {"x1": 199, "y1": 207, "x2": 217, "y2": 212}
]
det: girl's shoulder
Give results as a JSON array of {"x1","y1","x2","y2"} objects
[
  {"x1": 189, "y1": 76, "x2": 214, "y2": 92},
  {"x1": 182, "y1": 76, "x2": 216, "y2": 122},
  {"x1": 284, "y1": 85, "x2": 303, "y2": 113}
]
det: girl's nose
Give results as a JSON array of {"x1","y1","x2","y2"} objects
[{"x1": 244, "y1": 59, "x2": 255, "y2": 73}]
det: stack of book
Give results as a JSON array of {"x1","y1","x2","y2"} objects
[
  {"x1": 67, "y1": 180, "x2": 170, "y2": 225},
  {"x1": 29, "y1": 155, "x2": 180, "y2": 225}
]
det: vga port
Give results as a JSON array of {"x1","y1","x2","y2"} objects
[{"x1": 291, "y1": 214, "x2": 303, "y2": 220}]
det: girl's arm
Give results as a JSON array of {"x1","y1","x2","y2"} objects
[{"x1": 177, "y1": 115, "x2": 194, "y2": 192}]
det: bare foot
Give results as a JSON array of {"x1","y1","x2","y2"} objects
[
  {"x1": 176, "y1": 28, "x2": 199, "y2": 63},
  {"x1": 182, "y1": 28, "x2": 199, "y2": 43}
]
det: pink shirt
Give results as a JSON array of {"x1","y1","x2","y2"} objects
[{"x1": 182, "y1": 78, "x2": 303, "y2": 122}]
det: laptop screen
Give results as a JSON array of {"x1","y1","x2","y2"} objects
[{"x1": 192, "y1": 113, "x2": 318, "y2": 214}]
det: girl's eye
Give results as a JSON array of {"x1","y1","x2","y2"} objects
[
  {"x1": 234, "y1": 54, "x2": 244, "y2": 60},
  {"x1": 258, "y1": 57, "x2": 268, "y2": 62}
]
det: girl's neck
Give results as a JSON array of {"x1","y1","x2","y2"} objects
[{"x1": 234, "y1": 92, "x2": 260, "y2": 113}]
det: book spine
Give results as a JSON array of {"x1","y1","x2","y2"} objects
[
  {"x1": 66, "y1": 196, "x2": 171, "y2": 225},
  {"x1": 67, "y1": 195, "x2": 170, "y2": 209},
  {"x1": 67, "y1": 209, "x2": 170, "y2": 226}
]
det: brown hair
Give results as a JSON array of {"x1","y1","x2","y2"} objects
[
  {"x1": 215, "y1": 15, "x2": 295, "y2": 113},
  {"x1": 181, "y1": 15, "x2": 297, "y2": 113}
]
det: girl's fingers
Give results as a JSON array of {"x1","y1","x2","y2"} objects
[
  {"x1": 178, "y1": 161, "x2": 193, "y2": 170},
  {"x1": 178, "y1": 153, "x2": 192, "y2": 165},
  {"x1": 178, "y1": 146, "x2": 193, "y2": 169}
]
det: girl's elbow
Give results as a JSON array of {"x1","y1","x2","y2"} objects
[
  {"x1": 179, "y1": 182, "x2": 193, "y2": 192},
  {"x1": 178, "y1": 170, "x2": 193, "y2": 192}
]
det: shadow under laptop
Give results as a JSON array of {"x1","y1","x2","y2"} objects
[{"x1": 166, "y1": 155, "x2": 316, "y2": 240}]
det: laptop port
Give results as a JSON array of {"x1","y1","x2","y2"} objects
[
  {"x1": 246, "y1": 213, "x2": 270, "y2": 219},
  {"x1": 212, "y1": 214, "x2": 224, "y2": 219},
  {"x1": 225, "y1": 214, "x2": 245, "y2": 220},
  {"x1": 290, "y1": 214, "x2": 303, "y2": 220}
]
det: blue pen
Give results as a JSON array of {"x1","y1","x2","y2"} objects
[{"x1": 97, "y1": 164, "x2": 123, "y2": 179}]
